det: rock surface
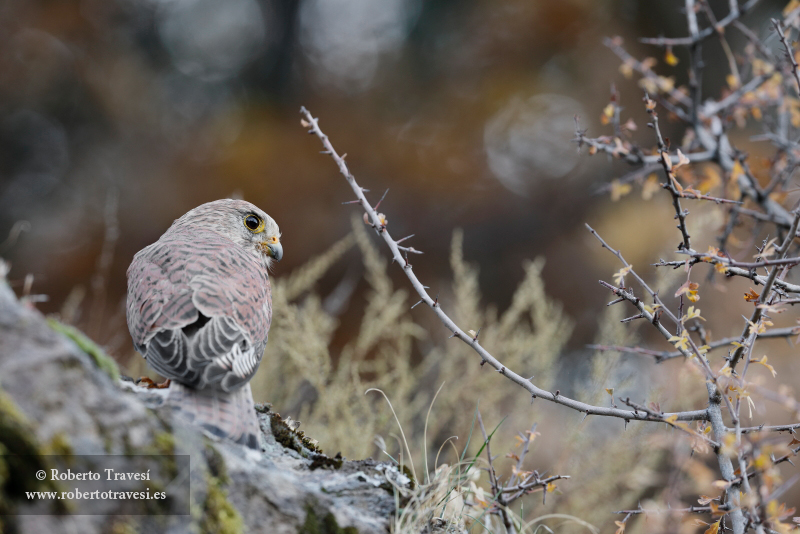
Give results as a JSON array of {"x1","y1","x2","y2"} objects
[{"x1": 0, "y1": 274, "x2": 410, "y2": 534}]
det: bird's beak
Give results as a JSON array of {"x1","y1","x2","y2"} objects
[{"x1": 265, "y1": 240, "x2": 283, "y2": 262}]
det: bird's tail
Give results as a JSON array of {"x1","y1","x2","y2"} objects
[{"x1": 167, "y1": 382, "x2": 260, "y2": 449}]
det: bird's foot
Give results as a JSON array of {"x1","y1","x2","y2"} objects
[{"x1": 136, "y1": 377, "x2": 171, "y2": 389}]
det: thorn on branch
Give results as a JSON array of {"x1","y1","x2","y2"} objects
[
  {"x1": 621, "y1": 313, "x2": 645, "y2": 323},
  {"x1": 396, "y1": 234, "x2": 415, "y2": 244},
  {"x1": 374, "y1": 188, "x2": 389, "y2": 210},
  {"x1": 397, "y1": 245, "x2": 423, "y2": 255}
]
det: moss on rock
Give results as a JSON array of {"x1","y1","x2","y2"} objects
[
  {"x1": 400, "y1": 464, "x2": 416, "y2": 489},
  {"x1": 0, "y1": 388, "x2": 65, "y2": 516},
  {"x1": 47, "y1": 318, "x2": 120, "y2": 381},
  {"x1": 299, "y1": 503, "x2": 358, "y2": 534},
  {"x1": 43, "y1": 432, "x2": 73, "y2": 456},
  {"x1": 309, "y1": 452, "x2": 343, "y2": 471},
  {"x1": 202, "y1": 475, "x2": 243, "y2": 534},
  {"x1": 143, "y1": 430, "x2": 179, "y2": 481},
  {"x1": 204, "y1": 442, "x2": 229, "y2": 485},
  {"x1": 109, "y1": 519, "x2": 140, "y2": 534},
  {"x1": 151, "y1": 431, "x2": 176, "y2": 456}
]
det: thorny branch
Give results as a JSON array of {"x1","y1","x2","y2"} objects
[
  {"x1": 302, "y1": 3, "x2": 800, "y2": 530},
  {"x1": 300, "y1": 106, "x2": 709, "y2": 427},
  {"x1": 645, "y1": 93, "x2": 693, "y2": 252},
  {"x1": 575, "y1": 1, "x2": 800, "y2": 530},
  {"x1": 585, "y1": 214, "x2": 752, "y2": 533},
  {"x1": 726, "y1": 209, "x2": 800, "y2": 373},
  {"x1": 470, "y1": 415, "x2": 570, "y2": 533},
  {"x1": 774, "y1": 18, "x2": 800, "y2": 96},
  {"x1": 477, "y1": 413, "x2": 517, "y2": 534},
  {"x1": 588, "y1": 324, "x2": 799, "y2": 362}
]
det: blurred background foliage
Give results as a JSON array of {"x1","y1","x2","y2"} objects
[{"x1": 1, "y1": 0, "x2": 798, "y2": 532}]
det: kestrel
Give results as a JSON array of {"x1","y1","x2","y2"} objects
[{"x1": 126, "y1": 199, "x2": 282, "y2": 448}]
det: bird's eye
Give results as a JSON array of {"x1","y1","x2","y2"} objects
[{"x1": 244, "y1": 214, "x2": 264, "y2": 233}]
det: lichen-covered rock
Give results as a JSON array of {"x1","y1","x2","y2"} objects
[{"x1": 0, "y1": 274, "x2": 409, "y2": 533}]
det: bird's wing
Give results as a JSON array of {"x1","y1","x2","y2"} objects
[{"x1": 126, "y1": 229, "x2": 271, "y2": 391}]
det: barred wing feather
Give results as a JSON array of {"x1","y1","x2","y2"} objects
[{"x1": 126, "y1": 229, "x2": 271, "y2": 392}]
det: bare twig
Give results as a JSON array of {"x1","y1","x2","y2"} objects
[
  {"x1": 616, "y1": 503, "x2": 728, "y2": 515},
  {"x1": 0, "y1": 220, "x2": 30, "y2": 254},
  {"x1": 774, "y1": 19, "x2": 800, "y2": 96},
  {"x1": 638, "y1": 0, "x2": 761, "y2": 47},
  {"x1": 477, "y1": 412, "x2": 517, "y2": 534},
  {"x1": 645, "y1": 94, "x2": 694, "y2": 252},
  {"x1": 588, "y1": 325, "x2": 798, "y2": 362},
  {"x1": 733, "y1": 422, "x2": 800, "y2": 434}
]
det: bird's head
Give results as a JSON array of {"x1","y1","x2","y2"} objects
[
  {"x1": 239, "y1": 205, "x2": 282, "y2": 269},
  {"x1": 171, "y1": 199, "x2": 282, "y2": 268}
]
